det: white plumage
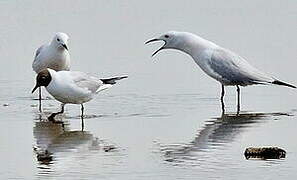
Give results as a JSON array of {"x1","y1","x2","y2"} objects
[
  {"x1": 32, "y1": 32, "x2": 70, "y2": 73},
  {"x1": 46, "y1": 69, "x2": 107, "y2": 104},
  {"x1": 32, "y1": 68, "x2": 127, "y2": 119},
  {"x1": 32, "y1": 32, "x2": 71, "y2": 112}
]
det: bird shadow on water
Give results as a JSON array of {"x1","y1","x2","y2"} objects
[{"x1": 159, "y1": 110, "x2": 293, "y2": 167}]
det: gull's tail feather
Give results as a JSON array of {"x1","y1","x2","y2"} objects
[
  {"x1": 97, "y1": 76, "x2": 128, "y2": 93},
  {"x1": 272, "y1": 80, "x2": 296, "y2": 89},
  {"x1": 100, "y1": 76, "x2": 128, "y2": 85}
]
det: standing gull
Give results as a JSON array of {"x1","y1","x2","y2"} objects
[
  {"x1": 32, "y1": 32, "x2": 71, "y2": 112},
  {"x1": 146, "y1": 31, "x2": 295, "y2": 112},
  {"x1": 31, "y1": 68, "x2": 127, "y2": 127}
]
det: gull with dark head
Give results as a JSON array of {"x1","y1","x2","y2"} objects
[
  {"x1": 32, "y1": 68, "x2": 127, "y2": 124},
  {"x1": 32, "y1": 32, "x2": 71, "y2": 112},
  {"x1": 146, "y1": 31, "x2": 295, "y2": 112}
]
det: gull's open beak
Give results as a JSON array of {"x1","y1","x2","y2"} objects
[
  {"x1": 62, "y1": 44, "x2": 68, "y2": 50},
  {"x1": 145, "y1": 38, "x2": 166, "y2": 57},
  {"x1": 31, "y1": 84, "x2": 39, "y2": 93}
]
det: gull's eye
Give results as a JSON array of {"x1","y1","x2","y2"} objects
[
  {"x1": 57, "y1": 38, "x2": 60, "y2": 42},
  {"x1": 164, "y1": 35, "x2": 169, "y2": 38}
]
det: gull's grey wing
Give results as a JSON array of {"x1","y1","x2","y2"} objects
[
  {"x1": 71, "y1": 72, "x2": 103, "y2": 93},
  {"x1": 34, "y1": 44, "x2": 46, "y2": 60},
  {"x1": 207, "y1": 48, "x2": 273, "y2": 86},
  {"x1": 32, "y1": 44, "x2": 47, "y2": 73}
]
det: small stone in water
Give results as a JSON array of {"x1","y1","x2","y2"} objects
[{"x1": 244, "y1": 147, "x2": 286, "y2": 159}]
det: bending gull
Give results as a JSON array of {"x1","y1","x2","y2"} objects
[{"x1": 146, "y1": 31, "x2": 295, "y2": 112}]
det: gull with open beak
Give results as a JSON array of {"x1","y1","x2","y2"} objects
[{"x1": 146, "y1": 31, "x2": 295, "y2": 113}]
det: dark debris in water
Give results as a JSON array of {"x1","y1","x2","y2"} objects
[
  {"x1": 65, "y1": 114, "x2": 108, "y2": 119},
  {"x1": 103, "y1": 145, "x2": 117, "y2": 152},
  {"x1": 244, "y1": 147, "x2": 286, "y2": 160},
  {"x1": 89, "y1": 138, "x2": 118, "y2": 152}
]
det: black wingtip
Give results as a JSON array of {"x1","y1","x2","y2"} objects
[
  {"x1": 100, "y1": 76, "x2": 128, "y2": 85},
  {"x1": 272, "y1": 80, "x2": 296, "y2": 89}
]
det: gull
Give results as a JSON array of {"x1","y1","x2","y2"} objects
[
  {"x1": 32, "y1": 32, "x2": 71, "y2": 112},
  {"x1": 146, "y1": 31, "x2": 295, "y2": 112},
  {"x1": 31, "y1": 68, "x2": 127, "y2": 124}
]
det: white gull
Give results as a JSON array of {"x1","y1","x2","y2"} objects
[
  {"x1": 32, "y1": 68, "x2": 127, "y2": 122},
  {"x1": 32, "y1": 32, "x2": 71, "y2": 112},
  {"x1": 146, "y1": 31, "x2": 295, "y2": 112}
]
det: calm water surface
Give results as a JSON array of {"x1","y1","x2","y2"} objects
[{"x1": 0, "y1": 1, "x2": 296, "y2": 179}]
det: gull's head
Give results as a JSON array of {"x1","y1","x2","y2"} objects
[
  {"x1": 145, "y1": 31, "x2": 183, "y2": 57},
  {"x1": 31, "y1": 69, "x2": 52, "y2": 93},
  {"x1": 52, "y1": 32, "x2": 69, "y2": 51}
]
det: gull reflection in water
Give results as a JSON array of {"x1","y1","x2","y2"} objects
[
  {"x1": 161, "y1": 111, "x2": 292, "y2": 164},
  {"x1": 33, "y1": 114, "x2": 117, "y2": 166}
]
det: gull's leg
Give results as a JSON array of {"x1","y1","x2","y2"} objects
[
  {"x1": 61, "y1": 104, "x2": 65, "y2": 113},
  {"x1": 48, "y1": 103, "x2": 65, "y2": 122},
  {"x1": 81, "y1": 104, "x2": 84, "y2": 118},
  {"x1": 220, "y1": 84, "x2": 225, "y2": 115},
  {"x1": 39, "y1": 87, "x2": 42, "y2": 112},
  {"x1": 236, "y1": 85, "x2": 240, "y2": 114},
  {"x1": 81, "y1": 104, "x2": 84, "y2": 131}
]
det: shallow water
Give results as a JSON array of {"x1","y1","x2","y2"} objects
[{"x1": 0, "y1": 1, "x2": 297, "y2": 179}]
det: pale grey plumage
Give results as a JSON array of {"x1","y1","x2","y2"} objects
[
  {"x1": 207, "y1": 48, "x2": 273, "y2": 86},
  {"x1": 34, "y1": 44, "x2": 46, "y2": 60},
  {"x1": 146, "y1": 31, "x2": 295, "y2": 112},
  {"x1": 146, "y1": 31, "x2": 295, "y2": 88},
  {"x1": 70, "y1": 71, "x2": 103, "y2": 94}
]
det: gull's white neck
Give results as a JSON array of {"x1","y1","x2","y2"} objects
[
  {"x1": 48, "y1": 69, "x2": 57, "y2": 80},
  {"x1": 174, "y1": 33, "x2": 219, "y2": 59}
]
